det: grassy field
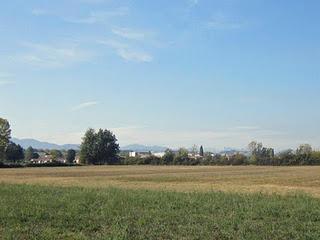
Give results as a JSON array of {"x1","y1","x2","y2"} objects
[
  {"x1": 1, "y1": 184, "x2": 320, "y2": 239},
  {"x1": 0, "y1": 165, "x2": 320, "y2": 196},
  {"x1": 1, "y1": 166, "x2": 320, "y2": 239}
]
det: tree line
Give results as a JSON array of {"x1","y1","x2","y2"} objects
[
  {"x1": 0, "y1": 118, "x2": 76, "y2": 165},
  {"x1": 121, "y1": 143, "x2": 320, "y2": 166},
  {"x1": 1, "y1": 117, "x2": 320, "y2": 166},
  {"x1": 79, "y1": 128, "x2": 320, "y2": 166},
  {"x1": 0, "y1": 143, "x2": 77, "y2": 165}
]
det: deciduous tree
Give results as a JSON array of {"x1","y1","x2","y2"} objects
[
  {"x1": 0, "y1": 118, "x2": 11, "y2": 161},
  {"x1": 50, "y1": 150, "x2": 63, "y2": 162},
  {"x1": 80, "y1": 128, "x2": 119, "y2": 165},
  {"x1": 5, "y1": 142, "x2": 24, "y2": 162},
  {"x1": 25, "y1": 146, "x2": 38, "y2": 161},
  {"x1": 66, "y1": 149, "x2": 76, "y2": 163},
  {"x1": 174, "y1": 148, "x2": 189, "y2": 165},
  {"x1": 162, "y1": 149, "x2": 175, "y2": 165}
]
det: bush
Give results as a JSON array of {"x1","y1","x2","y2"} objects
[
  {"x1": 25, "y1": 162, "x2": 80, "y2": 168},
  {"x1": 0, "y1": 162, "x2": 24, "y2": 168}
]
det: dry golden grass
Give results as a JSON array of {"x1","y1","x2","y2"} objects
[{"x1": 1, "y1": 165, "x2": 320, "y2": 196}]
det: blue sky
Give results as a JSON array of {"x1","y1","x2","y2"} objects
[{"x1": 0, "y1": 0, "x2": 320, "y2": 150}]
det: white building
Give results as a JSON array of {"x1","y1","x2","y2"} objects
[
  {"x1": 75, "y1": 157, "x2": 81, "y2": 164},
  {"x1": 154, "y1": 152, "x2": 165, "y2": 158},
  {"x1": 129, "y1": 151, "x2": 137, "y2": 157},
  {"x1": 128, "y1": 151, "x2": 152, "y2": 158}
]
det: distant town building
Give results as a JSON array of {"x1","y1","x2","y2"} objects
[
  {"x1": 129, "y1": 151, "x2": 152, "y2": 158},
  {"x1": 30, "y1": 154, "x2": 52, "y2": 164},
  {"x1": 75, "y1": 157, "x2": 81, "y2": 164},
  {"x1": 187, "y1": 153, "x2": 202, "y2": 159},
  {"x1": 153, "y1": 152, "x2": 165, "y2": 158},
  {"x1": 30, "y1": 153, "x2": 67, "y2": 164},
  {"x1": 129, "y1": 151, "x2": 136, "y2": 157},
  {"x1": 55, "y1": 158, "x2": 67, "y2": 163}
]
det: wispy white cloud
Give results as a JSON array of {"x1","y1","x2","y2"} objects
[
  {"x1": 29, "y1": 6, "x2": 156, "y2": 62},
  {"x1": 188, "y1": 0, "x2": 199, "y2": 7},
  {"x1": 112, "y1": 27, "x2": 152, "y2": 41},
  {"x1": 31, "y1": 6, "x2": 128, "y2": 25},
  {"x1": 0, "y1": 80, "x2": 15, "y2": 86},
  {"x1": 11, "y1": 42, "x2": 93, "y2": 68},
  {"x1": 65, "y1": 8, "x2": 129, "y2": 24},
  {"x1": 117, "y1": 48, "x2": 153, "y2": 62},
  {"x1": 0, "y1": 73, "x2": 15, "y2": 86},
  {"x1": 77, "y1": 0, "x2": 110, "y2": 3},
  {"x1": 31, "y1": 8, "x2": 48, "y2": 16},
  {"x1": 0, "y1": 73, "x2": 13, "y2": 78},
  {"x1": 99, "y1": 39, "x2": 153, "y2": 62},
  {"x1": 72, "y1": 101, "x2": 99, "y2": 111},
  {"x1": 99, "y1": 39, "x2": 126, "y2": 49},
  {"x1": 232, "y1": 126, "x2": 261, "y2": 131},
  {"x1": 205, "y1": 14, "x2": 244, "y2": 30}
]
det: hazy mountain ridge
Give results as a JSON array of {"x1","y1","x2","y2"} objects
[
  {"x1": 12, "y1": 138, "x2": 168, "y2": 152},
  {"x1": 120, "y1": 144, "x2": 168, "y2": 152},
  {"x1": 12, "y1": 138, "x2": 80, "y2": 150},
  {"x1": 12, "y1": 138, "x2": 243, "y2": 154}
]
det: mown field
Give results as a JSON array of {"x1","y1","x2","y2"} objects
[
  {"x1": 1, "y1": 166, "x2": 320, "y2": 239},
  {"x1": 1, "y1": 165, "x2": 320, "y2": 196}
]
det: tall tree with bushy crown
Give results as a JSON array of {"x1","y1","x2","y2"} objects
[
  {"x1": 66, "y1": 149, "x2": 76, "y2": 163},
  {"x1": 80, "y1": 128, "x2": 119, "y2": 165},
  {"x1": 0, "y1": 118, "x2": 11, "y2": 161}
]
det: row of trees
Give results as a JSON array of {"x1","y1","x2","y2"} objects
[
  {"x1": 121, "y1": 147, "x2": 320, "y2": 166},
  {"x1": 2, "y1": 143, "x2": 77, "y2": 164},
  {"x1": 121, "y1": 142, "x2": 320, "y2": 166},
  {"x1": 247, "y1": 142, "x2": 320, "y2": 166},
  {"x1": 78, "y1": 128, "x2": 320, "y2": 166},
  {"x1": 0, "y1": 118, "x2": 76, "y2": 164},
  {"x1": 2, "y1": 117, "x2": 320, "y2": 166},
  {"x1": 121, "y1": 151, "x2": 248, "y2": 166}
]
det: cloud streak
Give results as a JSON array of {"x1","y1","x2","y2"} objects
[
  {"x1": 77, "y1": 0, "x2": 110, "y2": 3},
  {"x1": 31, "y1": 6, "x2": 129, "y2": 25},
  {"x1": 0, "y1": 80, "x2": 15, "y2": 86},
  {"x1": 29, "y1": 6, "x2": 156, "y2": 63},
  {"x1": 112, "y1": 27, "x2": 152, "y2": 41},
  {"x1": 205, "y1": 14, "x2": 244, "y2": 30},
  {"x1": 0, "y1": 73, "x2": 15, "y2": 86},
  {"x1": 188, "y1": 0, "x2": 199, "y2": 7},
  {"x1": 65, "y1": 8, "x2": 129, "y2": 24},
  {"x1": 232, "y1": 126, "x2": 261, "y2": 131},
  {"x1": 31, "y1": 8, "x2": 48, "y2": 16},
  {"x1": 11, "y1": 42, "x2": 93, "y2": 68},
  {"x1": 99, "y1": 39, "x2": 153, "y2": 62},
  {"x1": 72, "y1": 101, "x2": 99, "y2": 111}
]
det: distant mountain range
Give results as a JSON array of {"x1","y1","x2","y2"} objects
[
  {"x1": 12, "y1": 138, "x2": 167, "y2": 152},
  {"x1": 120, "y1": 144, "x2": 168, "y2": 152},
  {"x1": 11, "y1": 138, "x2": 248, "y2": 154},
  {"x1": 12, "y1": 138, "x2": 80, "y2": 150}
]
